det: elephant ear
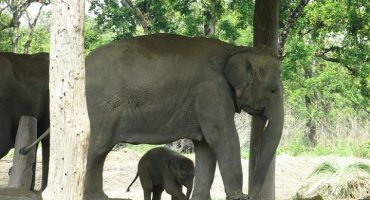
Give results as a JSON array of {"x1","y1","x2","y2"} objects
[{"x1": 224, "y1": 51, "x2": 255, "y2": 98}]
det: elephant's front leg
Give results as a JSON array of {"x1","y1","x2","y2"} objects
[
  {"x1": 191, "y1": 140, "x2": 216, "y2": 200},
  {"x1": 164, "y1": 181, "x2": 186, "y2": 200},
  {"x1": 195, "y1": 82, "x2": 249, "y2": 200}
]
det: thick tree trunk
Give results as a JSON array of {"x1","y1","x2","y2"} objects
[
  {"x1": 250, "y1": 0, "x2": 280, "y2": 199},
  {"x1": 42, "y1": 0, "x2": 89, "y2": 200}
]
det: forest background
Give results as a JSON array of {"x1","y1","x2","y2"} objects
[{"x1": 0, "y1": 0, "x2": 369, "y2": 158}]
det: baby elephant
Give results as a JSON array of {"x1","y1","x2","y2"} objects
[{"x1": 126, "y1": 147, "x2": 194, "y2": 200}]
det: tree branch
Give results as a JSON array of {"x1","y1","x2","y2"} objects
[
  {"x1": 23, "y1": 4, "x2": 44, "y2": 53},
  {"x1": 314, "y1": 51, "x2": 340, "y2": 63},
  {"x1": 278, "y1": 0, "x2": 310, "y2": 59},
  {"x1": 120, "y1": 0, "x2": 150, "y2": 34},
  {"x1": 314, "y1": 46, "x2": 361, "y2": 76}
]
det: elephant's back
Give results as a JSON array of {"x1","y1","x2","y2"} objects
[
  {"x1": 0, "y1": 52, "x2": 49, "y2": 82},
  {"x1": 85, "y1": 34, "x2": 235, "y2": 106},
  {"x1": 0, "y1": 52, "x2": 49, "y2": 123},
  {"x1": 140, "y1": 147, "x2": 182, "y2": 164}
]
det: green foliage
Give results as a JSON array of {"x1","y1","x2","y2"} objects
[
  {"x1": 282, "y1": 0, "x2": 370, "y2": 118},
  {"x1": 0, "y1": 30, "x2": 12, "y2": 52},
  {"x1": 279, "y1": 129, "x2": 370, "y2": 158},
  {"x1": 88, "y1": 0, "x2": 254, "y2": 44},
  {"x1": 84, "y1": 18, "x2": 115, "y2": 54}
]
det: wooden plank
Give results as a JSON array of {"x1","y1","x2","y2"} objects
[{"x1": 8, "y1": 116, "x2": 37, "y2": 189}]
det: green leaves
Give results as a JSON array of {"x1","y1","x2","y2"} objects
[{"x1": 88, "y1": 0, "x2": 254, "y2": 43}]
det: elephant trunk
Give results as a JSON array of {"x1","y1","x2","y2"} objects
[
  {"x1": 248, "y1": 82, "x2": 284, "y2": 198},
  {"x1": 185, "y1": 180, "x2": 193, "y2": 199}
]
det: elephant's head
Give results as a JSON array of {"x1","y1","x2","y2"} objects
[
  {"x1": 225, "y1": 45, "x2": 284, "y2": 197},
  {"x1": 168, "y1": 157, "x2": 195, "y2": 199}
]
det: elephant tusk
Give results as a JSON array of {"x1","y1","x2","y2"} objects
[{"x1": 263, "y1": 120, "x2": 269, "y2": 131}]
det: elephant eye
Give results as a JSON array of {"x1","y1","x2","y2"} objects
[{"x1": 271, "y1": 87, "x2": 278, "y2": 94}]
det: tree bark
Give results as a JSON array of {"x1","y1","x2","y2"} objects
[
  {"x1": 250, "y1": 0, "x2": 280, "y2": 199},
  {"x1": 42, "y1": 0, "x2": 90, "y2": 199},
  {"x1": 11, "y1": 22, "x2": 20, "y2": 53},
  {"x1": 8, "y1": 116, "x2": 37, "y2": 190},
  {"x1": 23, "y1": 5, "x2": 44, "y2": 54},
  {"x1": 278, "y1": 0, "x2": 310, "y2": 58},
  {"x1": 121, "y1": 0, "x2": 150, "y2": 34}
]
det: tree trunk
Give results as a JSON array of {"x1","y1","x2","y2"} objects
[
  {"x1": 203, "y1": 10, "x2": 216, "y2": 36},
  {"x1": 11, "y1": 25, "x2": 20, "y2": 53},
  {"x1": 250, "y1": 0, "x2": 280, "y2": 199},
  {"x1": 42, "y1": 0, "x2": 89, "y2": 199},
  {"x1": 304, "y1": 66, "x2": 318, "y2": 146}
]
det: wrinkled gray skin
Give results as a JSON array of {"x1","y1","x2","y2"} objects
[
  {"x1": 126, "y1": 147, "x2": 194, "y2": 200},
  {"x1": 0, "y1": 52, "x2": 50, "y2": 190},
  {"x1": 84, "y1": 34, "x2": 284, "y2": 200}
]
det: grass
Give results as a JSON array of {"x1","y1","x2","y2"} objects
[
  {"x1": 122, "y1": 135, "x2": 370, "y2": 160},
  {"x1": 277, "y1": 131, "x2": 370, "y2": 159},
  {"x1": 4, "y1": 149, "x2": 14, "y2": 159},
  {"x1": 296, "y1": 161, "x2": 370, "y2": 199}
]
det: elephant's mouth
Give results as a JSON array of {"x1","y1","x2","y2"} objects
[{"x1": 241, "y1": 106, "x2": 265, "y2": 116}]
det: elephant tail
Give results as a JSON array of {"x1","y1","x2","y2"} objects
[{"x1": 126, "y1": 172, "x2": 139, "y2": 192}]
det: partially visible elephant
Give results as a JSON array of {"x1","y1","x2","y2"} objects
[
  {"x1": 126, "y1": 147, "x2": 194, "y2": 200},
  {"x1": 84, "y1": 34, "x2": 284, "y2": 200},
  {"x1": 0, "y1": 52, "x2": 50, "y2": 190}
]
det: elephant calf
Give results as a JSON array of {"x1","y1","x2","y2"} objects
[{"x1": 126, "y1": 147, "x2": 194, "y2": 200}]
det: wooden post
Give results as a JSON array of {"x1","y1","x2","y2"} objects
[{"x1": 8, "y1": 116, "x2": 37, "y2": 189}]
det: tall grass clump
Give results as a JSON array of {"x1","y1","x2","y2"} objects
[
  {"x1": 278, "y1": 107, "x2": 370, "y2": 158},
  {"x1": 295, "y1": 161, "x2": 370, "y2": 199}
]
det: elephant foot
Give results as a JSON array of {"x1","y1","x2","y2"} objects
[
  {"x1": 226, "y1": 194, "x2": 250, "y2": 200},
  {"x1": 84, "y1": 191, "x2": 109, "y2": 200}
]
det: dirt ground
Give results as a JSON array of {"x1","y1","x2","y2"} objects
[{"x1": 1, "y1": 148, "x2": 369, "y2": 200}]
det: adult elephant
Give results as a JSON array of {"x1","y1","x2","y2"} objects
[
  {"x1": 0, "y1": 52, "x2": 50, "y2": 190},
  {"x1": 84, "y1": 34, "x2": 284, "y2": 200}
]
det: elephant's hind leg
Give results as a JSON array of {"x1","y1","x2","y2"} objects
[
  {"x1": 84, "y1": 148, "x2": 111, "y2": 200},
  {"x1": 191, "y1": 140, "x2": 215, "y2": 200},
  {"x1": 152, "y1": 186, "x2": 164, "y2": 200},
  {"x1": 0, "y1": 121, "x2": 12, "y2": 159},
  {"x1": 139, "y1": 171, "x2": 153, "y2": 200}
]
